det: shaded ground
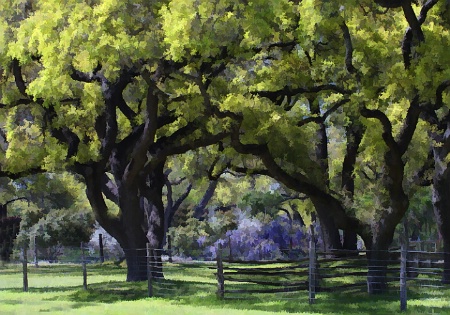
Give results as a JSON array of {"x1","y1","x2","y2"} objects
[{"x1": 1, "y1": 262, "x2": 449, "y2": 314}]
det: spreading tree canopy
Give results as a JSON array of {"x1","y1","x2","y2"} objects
[
  {"x1": 159, "y1": 0, "x2": 450, "y2": 292},
  {"x1": 0, "y1": 0, "x2": 240, "y2": 281},
  {"x1": 0, "y1": 0, "x2": 449, "y2": 290}
]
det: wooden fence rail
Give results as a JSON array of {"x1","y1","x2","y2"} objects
[
  {"x1": 6, "y1": 238, "x2": 449, "y2": 314},
  {"x1": 215, "y1": 240, "x2": 449, "y2": 312}
]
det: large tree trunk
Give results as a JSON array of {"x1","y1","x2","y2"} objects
[
  {"x1": 141, "y1": 160, "x2": 166, "y2": 279},
  {"x1": 442, "y1": 242, "x2": 450, "y2": 284},
  {"x1": 431, "y1": 158, "x2": 450, "y2": 283},
  {"x1": 82, "y1": 163, "x2": 167, "y2": 282},
  {"x1": 122, "y1": 229, "x2": 150, "y2": 282},
  {"x1": 364, "y1": 222, "x2": 398, "y2": 294},
  {"x1": 118, "y1": 181, "x2": 150, "y2": 281},
  {"x1": 366, "y1": 246, "x2": 390, "y2": 294},
  {"x1": 310, "y1": 196, "x2": 342, "y2": 251},
  {"x1": 342, "y1": 230, "x2": 358, "y2": 251}
]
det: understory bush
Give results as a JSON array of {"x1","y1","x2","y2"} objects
[{"x1": 169, "y1": 208, "x2": 308, "y2": 260}]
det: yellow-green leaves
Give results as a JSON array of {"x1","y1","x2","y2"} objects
[
  {"x1": 160, "y1": 0, "x2": 240, "y2": 61},
  {"x1": 3, "y1": 108, "x2": 46, "y2": 172},
  {"x1": 297, "y1": 0, "x2": 323, "y2": 41},
  {"x1": 161, "y1": 0, "x2": 296, "y2": 60}
]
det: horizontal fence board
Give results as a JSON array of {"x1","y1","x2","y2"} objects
[
  {"x1": 223, "y1": 270, "x2": 309, "y2": 277},
  {"x1": 223, "y1": 276, "x2": 308, "y2": 287},
  {"x1": 316, "y1": 250, "x2": 367, "y2": 256},
  {"x1": 225, "y1": 285, "x2": 308, "y2": 294},
  {"x1": 223, "y1": 264, "x2": 307, "y2": 271},
  {"x1": 320, "y1": 271, "x2": 368, "y2": 278},
  {"x1": 319, "y1": 281, "x2": 367, "y2": 291},
  {"x1": 223, "y1": 258, "x2": 309, "y2": 265}
]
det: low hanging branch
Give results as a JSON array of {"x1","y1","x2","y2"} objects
[
  {"x1": 193, "y1": 155, "x2": 230, "y2": 219},
  {"x1": 401, "y1": 0, "x2": 439, "y2": 68},
  {"x1": 435, "y1": 80, "x2": 450, "y2": 109},
  {"x1": 0, "y1": 197, "x2": 29, "y2": 219},
  {"x1": 164, "y1": 171, "x2": 193, "y2": 233},
  {"x1": 253, "y1": 84, "x2": 353, "y2": 107},
  {"x1": 340, "y1": 22, "x2": 358, "y2": 75}
]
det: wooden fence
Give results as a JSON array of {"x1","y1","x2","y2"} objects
[
  {"x1": 5, "y1": 237, "x2": 448, "y2": 313},
  {"x1": 214, "y1": 240, "x2": 448, "y2": 312}
]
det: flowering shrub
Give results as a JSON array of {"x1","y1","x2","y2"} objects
[{"x1": 170, "y1": 208, "x2": 308, "y2": 261}]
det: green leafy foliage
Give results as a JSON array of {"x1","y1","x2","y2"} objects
[
  {"x1": 25, "y1": 208, "x2": 93, "y2": 247},
  {"x1": 239, "y1": 191, "x2": 284, "y2": 217},
  {"x1": 9, "y1": 173, "x2": 94, "y2": 251},
  {"x1": 0, "y1": 0, "x2": 448, "y2": 278}
]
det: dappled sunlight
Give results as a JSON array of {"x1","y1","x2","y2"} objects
[{"x1": 2, "y1": 261, "x2": 450, "y2": 314}]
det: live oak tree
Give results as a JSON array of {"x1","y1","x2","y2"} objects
[
  {"x1": 418, "y1": 1, "x2": 450, "y2": 282},
  {"x1": 0, "y1": 0, "x2": 237, "y2": 281},
  {"x1": 272, "y1": 0, "x2": 445, "y2": 293},
  {"x1": 161, "y1": 0, "x2": 448, "y2": 293},
  {"x1": 159, "y1": 0, "x2": 349, "y2": 250},
  {"x1": 376, "y1": 0, "x2": 450, "y2": 284},
  {"x1": 0, "y1": 0, "x2": 448, "y2": 291}
]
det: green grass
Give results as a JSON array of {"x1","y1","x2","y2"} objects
[{"x1": 1, "y1": 262, "x2": 450, "y2": 315}]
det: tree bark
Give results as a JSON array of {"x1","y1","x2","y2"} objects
[
  {"x1": 141, "y1": 160, "x2": 166, "y2": 279},
  {"x1": 443, "y1": 242, "x2": 450, "y2": 284},
  {"x1": 121, "y1": 195, "x2": 149, "y2": 281},
  {"x1": 342, "y1": 231, "x2": 358, "y2": 251},
  {"x1": 193, "y1": 179, "x2": 218, "y2": 220},
  {"x1": 431, "y1": 147, "x2": 450, "y2": 283},
  {"x1": 122, "y1": 234, "x2": 149, "y2": 282},
  {"x1": 366, "y1": 247, "x2": 390, "y2": 294},
  {"x1": 81, "y1": 163, "x2": 165, "y2": 282},
  {"x1": 310, "y1": 196, "x2": 342, "y2": 251},
  {"x1": 363, "y1": 207, "x2": 403, "y2": 294}
]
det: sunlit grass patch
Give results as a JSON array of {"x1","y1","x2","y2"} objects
[{"x1": 2, "y1": 262, "x2": 450, "y2": 314}]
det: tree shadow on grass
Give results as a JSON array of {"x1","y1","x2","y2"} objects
[
  {"x1": 66, "y1": 280, "x2": 148, "y2": 304},
  {"x1": 60, "y1": 278, "x2": 398, "y2": 314},
  {"x1": 0, "y1": 285, "x2": 82, "y2": 294},
  {"x1": 29, "y1": 276, "x2": 446, "y2": 314},
  {"x1": 3, "y1": 263, "x2": 450, "y2": 314},
  {"x1": 160, "y1": 279, "x2": 450, "y2": 314}
]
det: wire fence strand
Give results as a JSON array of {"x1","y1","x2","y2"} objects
[{"x1": 1, "y1": 243, "x2": 450, "y2": 313}]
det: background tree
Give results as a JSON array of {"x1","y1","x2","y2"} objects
[
  {"x1": 0, "y1": 215, "x2": 21, "y2": 262},
  {"x1": 6, "y1": 173, "x2": 94, "y2": 261}
]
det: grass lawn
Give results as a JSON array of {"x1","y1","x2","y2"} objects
[{"x1": 1, "y1": 262, "x2": 449, "y2": 315}]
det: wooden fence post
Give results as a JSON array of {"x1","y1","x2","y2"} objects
[
  {"x1": 22, "y1": 247, "x2": 28, "y2": 292},
  {"x1": 33, "y1": 236, "x2": 38, "y2": 268},
  {"x1": 216, "y1": 243, "x2": 224, "y2": 299},
  {"x1": 228, "y1": 236, "x2": 233, "y2": 262},
  {"x1": 147, "y1": 243, "x2": 153, "y2": 297},
  {"x1": 400, "y1": 243, "x2": 407, "y2": 311},
  {"x1": 400, "y1": 220, "x2": 408, "y2": 312},
  {"x1": 168, "y1": 235, "x2": 173, "y2": 263},
  {"x1": 309, "y1": 226, "x2": 316, "y2": 305},
  {"x1": 81, "y1": 242, "x2": 87, "y2": 290},
  {"x1": 99, "y1": 234, "x2": 104, "y2": 263}
]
